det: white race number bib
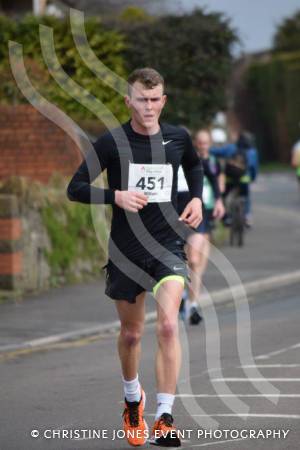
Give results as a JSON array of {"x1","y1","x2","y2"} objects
[
  {"x1": 202, "y1": 176, "x2": 214, "y2": 209},
  {"x1": 128, "y1": 163, "x2": 173, "y2": 203}
]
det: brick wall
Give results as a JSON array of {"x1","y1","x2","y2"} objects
[
  {"x1": 0, "y1": 195, "x2": 22, "y2": 290},
  {"x1": 0, "y1": 104, "x2": 83, "y2": 184},
  {"x1": 0, "y1": 105, "x2": 88, "y2": 293}
]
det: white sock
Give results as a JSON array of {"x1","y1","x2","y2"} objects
[
  {"x1": 155, "y1": 393, "x2": 175, "y2": 420},
  {"x1": 189, "y1": 300, "x2": 198, "y2": 309},
  {"x1": 122, "y1": 374, "x2": 141, "y2": 403}
]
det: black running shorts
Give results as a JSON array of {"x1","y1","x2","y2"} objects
[{"x1": 104, "y1": 241, "x2": 188, "y2": 303}]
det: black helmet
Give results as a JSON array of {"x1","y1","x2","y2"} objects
[{"x1": 237, "y1": 131, "x2": 254, "y2": 149}]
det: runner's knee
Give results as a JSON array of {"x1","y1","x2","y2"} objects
[
  {"x1": 120, "y1": 326, "x2": 143, "y2": 347},
  {"x1": 188, "y1": 250, "x2": 203, "y2": 269},
  {"x1": 157, "y1": 319, "x2": 178, "y2": 340}
]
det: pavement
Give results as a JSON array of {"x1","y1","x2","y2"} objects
[{"x1": 0, "y1": 172, "x2": 300, "y2": 353}]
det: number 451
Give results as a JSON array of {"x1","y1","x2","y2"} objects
[{"x1": 136, "y1": 177, "x2": 164, "y2": 190}]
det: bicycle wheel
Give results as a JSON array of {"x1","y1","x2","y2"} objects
[{"x1": 237, "y1": 197, "x2": 245, "y2": 247}]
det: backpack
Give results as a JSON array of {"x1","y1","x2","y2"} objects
[{"x1": 224, "y1": 148, "x2": 247, "y2": 180}]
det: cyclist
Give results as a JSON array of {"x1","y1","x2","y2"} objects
[
  {"x1": 67, "y1": 68, "x2": 203, "y2": 447},
  {"x1": 210, "y1": 131, "x2": 258, "y2": 227},
  {"x1": 178, "y1": 129, "x2": 225, "y2": 324}
]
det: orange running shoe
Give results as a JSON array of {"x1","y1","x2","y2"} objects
[
  {"x1": 149, "y1": 413, "x2": 181, "y2": 447},
  {"x1": 122, "y1": 388, "x2": 148, "y2": 446}
]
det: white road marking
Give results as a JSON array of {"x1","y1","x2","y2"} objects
[
  {"x1": 122, "y1": 389, "x2": 300, "y2": 402},
  {"x1": 206, "y1": 367, "x2": 224, "y2": 373},
  {"x1": 182, "y1": 437, "x2": 246, "y2": 448},
  {"x1": 255, "y1": 342, "x2": 300, "y2": 360},
  {"x1": 212, "y1": 378, "x2": 300, "y2": 382},
  {"x1": 146, "y1": 413, "x2": 300, "y2": 419},
  {"x1": 175, "y1": 394, "x2": 300, "y2": 398},
  {"x1": 187, "y1": 413, "x2": 300, "y2": 419},
  {"x1": 71, "y1": 437, "x2": 92, "y2": 441},
  {"x1": 239, "y1": 364, "x2": 300, "y2": 368}
]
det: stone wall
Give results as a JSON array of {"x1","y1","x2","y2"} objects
[
  {"x1": 0, "y1": 194, "x2": 51, "y2": 293},
  {"x1": 21, "y1": 207, "x2": 51, "y2": 293}
]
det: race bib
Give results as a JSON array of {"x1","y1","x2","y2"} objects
[
  {"x1": 202, "y1": 176, "x2": 215, "y2": 209},
  {"x1": 128, "y1": 163, "x2": 173, "y2": 203}
]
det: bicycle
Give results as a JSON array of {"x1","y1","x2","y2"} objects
[{"x1": 225, "y1": 187, "x2": 246, "y2": 247}]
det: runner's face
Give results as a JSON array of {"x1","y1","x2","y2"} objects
[
  {"x1": 126, "y1": 81, "x2": 166, "y2": 130},
  {"x1": 194, "y1": 132, "x2": 212, "y2": 157}
]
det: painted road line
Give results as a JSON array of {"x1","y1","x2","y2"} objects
[
  {"x1": 211, "y1": 378, "x2": 300, "y2": 382},
  {"x1": 175, "y1": 394, "x2": 300, "y2": 398},
  {"x1": 182, "y1": 437, "x2": 246, "y2": 448},
  {"x1": 145, "y1": 413, "x2": 300, "y2": 419},
  {"x1": 239, "y1": 364, "x2": 300, "y2": 368},
  {"x1": 255, "y1": 342, "x2": 300, "y2": 360}
]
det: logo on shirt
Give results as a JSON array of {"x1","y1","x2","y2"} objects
[
  {"x1": 162, "y1": 140, "x2": 173, "y2": 146},
  {"x1": 173, "y1": 265, "x2": 183, "y2": 271}
]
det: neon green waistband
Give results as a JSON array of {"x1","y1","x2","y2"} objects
[
  {"x1": 239, "y1": 174, "x2": 251, "y2": 183},
  {"x1": 226, "y1": 174, "x2": 250, "y2": 183},
  {"x1": 153, "y1": 275, "x2": 185, "y2": 297}
]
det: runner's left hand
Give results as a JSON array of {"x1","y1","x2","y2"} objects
[
  {"x1": 213, "y1": 198, "x2": 225, "y2": 220},
  {"x1": 179, "y1": 197, "x2": 202, "y2": 228}
]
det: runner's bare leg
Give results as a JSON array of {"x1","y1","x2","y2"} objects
[
  {"x1": 187, "y1": 233, "x2": 210, "y2": 302},
  {"x1": 155, "y1": 280, "x2": 183, "y2": 393},
  {"x1": 115, "y1": 292, "x2": 146, "y2": 380}
]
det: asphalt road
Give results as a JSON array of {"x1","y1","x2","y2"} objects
[{"x1": 1, "y1": 281, "x2": 300, "y2": 450}]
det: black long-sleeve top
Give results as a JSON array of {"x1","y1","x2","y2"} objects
[{"x1": 67, "y1": 120, "x2": 203, "y2": 259}]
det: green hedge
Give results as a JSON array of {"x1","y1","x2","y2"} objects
[
  {"x1": 0, "y1": 14, "x2": 128, "y2": 125},
  {"x1": 274, "y1": 10, "x2": 300, "y2": 52},
  {"x1": 246, "y1": 51, "x2": 300, "y2": 162},
  {"x1": 0, "y1": 10, "x2": 236, "y2": 130}
]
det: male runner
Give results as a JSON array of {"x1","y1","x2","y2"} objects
[
  {"x1": 178, "y1": 129, "x2": 224, "y2": 324},
  {"x1": 67, "y1": 68, "x2": 203, "y2": 447}
]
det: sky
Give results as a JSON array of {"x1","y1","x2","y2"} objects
[{"x1": 163, "y1": 0, "x2": 300, "y2": 53}]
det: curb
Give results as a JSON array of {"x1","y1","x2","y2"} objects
[
  {"x1": 200, "y1": 269, "x2": 300, "y2": 307},
  {"x1": 1, "y1": 270, "x2": 300, "y2": 355}
]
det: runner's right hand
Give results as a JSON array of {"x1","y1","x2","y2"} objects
[{"x1": 114, "y1": 190, "x2": 148, "y2": 212}]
